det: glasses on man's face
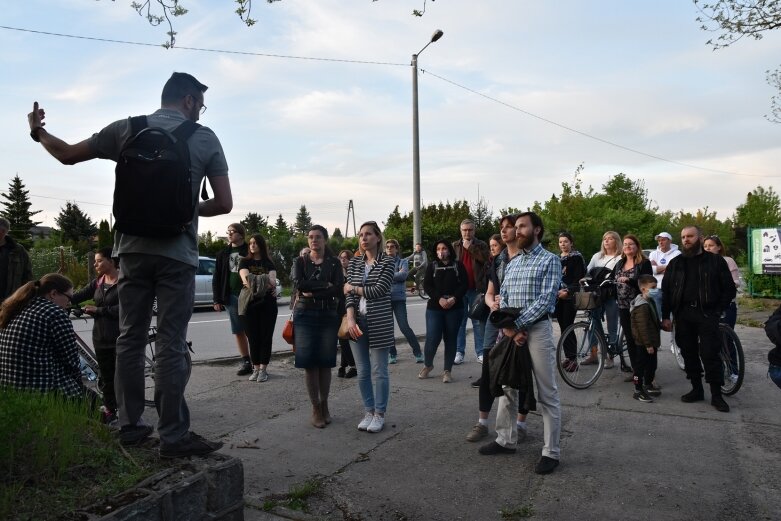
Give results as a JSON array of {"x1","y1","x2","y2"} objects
[
  {"x1": 199, "y1": 102, "x2": 207, "y2": 115},
  {"x1": 188, "y1": 94, "x2": 207, "y2": 115}
]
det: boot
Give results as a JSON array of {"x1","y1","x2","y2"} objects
[
  {"x1": 320, "y1": 400, "x2": 332, "y2": 425},
  {"x1": 681, "y1": 378, "x2": 704, "y2": 403},
  {"x1": 710, "y1": 383, "x2": 730, "y2": 413},
  {"x1": 311, "y1": 404, "x2": 326, "y2": 428}
]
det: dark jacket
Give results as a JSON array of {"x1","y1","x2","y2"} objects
[
  {"x1": 1, "y1": 236, "x2": 33, "y2": 301},
  {"x1": 630, "y1": 295, "x2": 660, "y2": 349},
  {"x1": 765, "y1": 305, "x2": 781, "y2": 366},
  {"x1": 345, "y1": 252, "x2": 395, "y2": 351},
  {"x1": 661, "y1": 251, "x2": 736, "y2": 320},
  {"x1": 452, "y1": 238, "x2": 490, "y2": 292},
  {"x1": 423, "y1": 259, "x2": 468, "y2": 311},
  {"x1": 487, "y1": 335, "x2": 536, "y2": 411},
  {"x1": 72, "y1": 277, "x2": 119, "y2": 349},
  {"x1": 212, "y1": 242, "x2": 249, "y2": 306}
]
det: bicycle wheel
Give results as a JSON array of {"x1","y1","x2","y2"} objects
[
  {"x1": 719, "y1": 325, "x2": 744, "y2": 396},
  {"x1": 671, "y1": 321, "x2": 685, "y2": 371},
  {"x1": 615, "y1": 330, "x2": 632, "y2": 373},
  {"x1": 76, "y1": 336, "x2": 103, "y2": 404},
  {"x1": 416, "y1": 271, "x2": 429, "y2": 300},
  {"x1": 556, "y1": 321, "x2": 605, "y2": 389}
]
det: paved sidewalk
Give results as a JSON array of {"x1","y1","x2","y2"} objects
[{"x1": 153, "y1": 324, "x2": 781, "y2": 520}]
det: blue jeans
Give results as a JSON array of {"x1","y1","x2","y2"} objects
[
  {"x1": 592, "y1": 296, "x2": 619, "y2": 346},
  {"x1": 483, "y1": 319, "x2": 500, "y2": 352},
  {"x1": 457, "y1": 289, "x2": 486, "y2": 357},
  {"x1": 350, "y1": 317, "x2": 390, "y2": 414},
  {"x1": 390, "y1": 300, "x2": 421, "y2": 357},
  {"x1": 425, "y1": 307, "x2": 462, "y2": 371}
]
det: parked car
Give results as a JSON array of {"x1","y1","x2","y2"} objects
[{"x1": 152, "y1": 256, "x2": 282, "y2": 314}]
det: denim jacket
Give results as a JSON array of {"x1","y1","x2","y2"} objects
[{"x1": 390, "y1": 255, "x2": 409, "y2": 302}]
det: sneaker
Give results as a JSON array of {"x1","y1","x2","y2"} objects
[
  {"x1": 681, "y1": 388, "x2": 705, "y2": 403},
  {"x1": 367, "y1": 414, "x2": 385, "y2": 433},
  {"x1": 357, "y1": 412, "x2": 374, "y2": 431},
  {"x1": 534, "y1": 456, "x2": 559, "y2": 475},
  {"x1": 248, "y1": 368, "x2": 260, "y2": 382},
  {"x1": 442, "y1": 370, "x2": 452, "y2": 383},
  {"x1": 454, "y1": 352, "x2": 465, "y2": 365},
  {"x1": 711, "y1": 395, "x2": 730, "y2": 413},
  {"x1": 477, "y1": 355, "x2": 484, "y2": 364},
  {"x1": 633, "y1": 389, "x2": 654, "y2": 403},
  {"x1": 466, "y1": 423, "x2": 488, "y2": 442},
  {"x1": 160, "y1": 431, "x2": 223, "y2": 459},
  {"x1": 119, "y1": 424, "x2": 153, "y2": 447},
  {"x1": 580, "y1": 352, "x2": 599, "y2": 365},
  {"x1": 418, "y1": 366, "x2": 432, "y2": 379},
  {"x1": 337, "y1": 367, "x2": 346, "y2": 378},
  {"x1": 236, "y1": 360, "x2": 253, "y2": 376},
  {"x1": 470, "y1": 377, "x2": 482, "y2": 389},
  {"x1": 645, "y1": 384, "x2": 662, "y2": 397},
  {"x1": 516, "y1": 422, "x2": 528, "y2": 442},
  {"x1": 257, "y1": 369, "x2": 269, "y2": 383},
  {"x1": 604, "y1": 357, "x2": 614, "y2": 369},
  {"x1": 478, "y1": 441, "x2": 516, "y2": 455},
  {"x1": 415, "y1": 354, "x2": 424, "y2": 364},
  {"x1": 345, "y1": 367, "x2": 358, "y2": 378},
  {"x1": 389, "y1": 354, "x2": 397, "y2": 364}
]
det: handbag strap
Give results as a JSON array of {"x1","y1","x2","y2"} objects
[{"x1": 290, "y1": 292, "x2": 299, "y2": 322}]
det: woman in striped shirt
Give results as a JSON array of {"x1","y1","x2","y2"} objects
[{"x1": 343, "y1": 221, "x2": 395, "y2": 433}]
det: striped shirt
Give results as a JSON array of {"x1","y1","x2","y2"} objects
[
  {"x1": 499, "y1": 243, "x2": 561, "y2": 330},
  {"x1": 345, "y1": 252, "x2": 396, "y2": 350}
]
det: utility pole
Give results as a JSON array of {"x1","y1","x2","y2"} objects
[{"x1": 345, "y1": 200, "x2": 357, "y2": 237}]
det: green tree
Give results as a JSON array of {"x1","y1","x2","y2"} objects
[
  {"x1": 0, "y1": 175, "x2": 42, "y2": 241},
  {"x1": 97, "y1": 220, "x2": 113, "y2": 249},
  {"x1": 293, "y1": 205, "x2": 313, "y2": 236},
  {"x1": 55, "y1": 202, "x2": 97, "y2": 244},
  {"x1": 695, "y1": 0, "x2": 781, "y2": 121},
  {"x1": 240, "y1": 212, "x2": 269, "y2": 235},
  {"x1": 733, "y1": 185, "x2": 781, "y2": 228}
]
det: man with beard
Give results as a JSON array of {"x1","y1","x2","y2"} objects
[
  {"x1": 661, "y1": 226, "x2": 736, "y2": 412},
  {"x1": 478, "y1": 212, "x2": 562, "y2": 475}
]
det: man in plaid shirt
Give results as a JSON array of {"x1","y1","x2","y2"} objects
[{"x1": 478, "y1": 211, "x2": 562, "y2": 475}]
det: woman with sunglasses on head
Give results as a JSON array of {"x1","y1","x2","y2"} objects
[
  {"x1": 71, "y1": 248, "x2": 121, "y2": 424},
  {"x1": 0, "y1": 274, "x2": 85, "y2": 400},
  {"x1": 343, "y1": 221, "x2": 396, "y2": 433},
  {"x1": 293, "y1": 225, "x2": 344, "y2": 428},
  {"x1": 703, "y1": 235, "x2": 739, "y2": 329},
  {"x1": 239, "y1": 234, "x2": 278, "y2": 383}
]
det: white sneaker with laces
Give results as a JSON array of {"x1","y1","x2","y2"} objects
[
  {"x1": 454, "y1": 352, "x2": 465, "y2": 365},
  {"x1": 248, "y1": 369, "x2": 260, "y2": 382},
  {"x1": 258, "y1": 369, "x2": 269, "y2": 382},
  {"x1": 367, "y1": 414, "x2": 385, "y2": 433},
  {"x1": 358, "y1": 412, "x2": 374, "y2": 431}
]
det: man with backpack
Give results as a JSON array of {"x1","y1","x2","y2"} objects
[{"x1": 28, "y1": 72, "x2": 233, "y2": 458}]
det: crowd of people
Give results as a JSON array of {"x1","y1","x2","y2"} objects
[{"x1": 0, "y1": 71, "x2": 775, "y2": 472}]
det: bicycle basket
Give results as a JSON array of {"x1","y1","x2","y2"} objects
[{"x1": 574, "y1": 290, "x2": 600, "y2": 310}]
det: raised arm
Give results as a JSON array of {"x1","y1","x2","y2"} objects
[{"x1": 28, "y1": 102, "x2": 97, "y2": 165}]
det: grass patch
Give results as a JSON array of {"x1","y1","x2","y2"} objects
[
  {"x1": 499, "y1": 504, "x2": 535, "y2": 519},
  {"x1": 262, "y1": 478, "x2": 322, "y2": 513},
  {"x1": 737, "y1": 295, "x2": 780, "y2": 312},
  {"x1": 0, "y1": 389, "x2": 164, "y2": 521}
]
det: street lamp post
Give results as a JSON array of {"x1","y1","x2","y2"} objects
[{"x1": 412, "y1": 29, "x2": 443, "y2": 248}]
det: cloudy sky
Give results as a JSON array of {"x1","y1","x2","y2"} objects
[{"x1": 2, "y1": 0, "x2": 780, "y2": 240}]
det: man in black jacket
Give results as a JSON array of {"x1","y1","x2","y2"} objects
[
  {"x1": 661, "y1": 225, "x2": 736, "y2": 412},
  {"x1": 213, "y1": 223, "x2": 251, "y2": 375}
]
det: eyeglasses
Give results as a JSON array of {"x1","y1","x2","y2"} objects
[
  {"x1": 227, "y1": 230, "x2": 237, "y2": 234},
  {"x1": 199, "y1": 102, "x2": 207, "y2": 115},
  {"x1": 188, "y1": 94, "x2": 207, "y2": 115}
]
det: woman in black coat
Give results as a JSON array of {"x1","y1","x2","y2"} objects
[{"x1": 556, "y1": 233, "x2": 587, "y2": 368}]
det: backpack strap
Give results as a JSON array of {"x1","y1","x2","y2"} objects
[
  {"x1": 171, "y1": 120, "x2": 211, "y2": 201},
  {"x1": 129, "y1": 115, "x2": 148, "y2": 135}
]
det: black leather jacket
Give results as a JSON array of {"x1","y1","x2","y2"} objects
[{"x1": 661, "y1": 251, "x2": 736, "y2": 320}]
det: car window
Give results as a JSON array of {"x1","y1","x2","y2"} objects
[{"x1": 197, "y1": 259, "x2": 216, "y2": 276}]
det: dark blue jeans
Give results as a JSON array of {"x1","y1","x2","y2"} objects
[
  {"x1": 390, "y1": 300, "x2": 421, "y2": 357},
  {"x1": 424, "y1": 307, "x2": 461, "y2": 371}
]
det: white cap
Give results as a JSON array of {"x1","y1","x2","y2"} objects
[{"x1": 655, "y1": 232, "x2": 672, "y2": 240}]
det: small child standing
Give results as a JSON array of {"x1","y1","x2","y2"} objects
[{"x1": 629, "y1": 274, "x2": 661, "y2": 403}]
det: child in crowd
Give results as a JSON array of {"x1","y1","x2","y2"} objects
[{"x1": 629, "y1": 274, "x2": 661, "y2": 403}]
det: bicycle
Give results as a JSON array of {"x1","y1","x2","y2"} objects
[
  {"x1": 71, "y1": 307, "x2": 157, "y2": 407},
  {"x1": 407, "y1": 263, "x2": 429, "y2": 300},
  {"x1": 669, "y1": 322, "x2": 744, "y2": 396}
]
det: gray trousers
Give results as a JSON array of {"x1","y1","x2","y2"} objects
[
  {"x1": 115, "y1": 253, "x2": 195, "y2": 445},
  {"x1": 495, "y1": 318, "x2": 561, "y2": 459}
]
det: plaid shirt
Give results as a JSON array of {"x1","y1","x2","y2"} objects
[
  {"x1": 500, "y1": 243, "x2": 561, "y2": 330},
  {"x1": 0, "y1": 297, "x2": 82, "y2": 397}
]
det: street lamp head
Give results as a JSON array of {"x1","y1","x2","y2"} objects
[{"x1": 431, "y1": 29, "x2": 444, "y2": 42}]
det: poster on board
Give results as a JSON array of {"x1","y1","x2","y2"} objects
[{"x1": 752, "y1": 228, "x2": 781, "y2": 275}]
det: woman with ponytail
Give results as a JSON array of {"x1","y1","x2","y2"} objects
[{"x1": 0, "y1": 273, "x2": 82, "y2": 398}]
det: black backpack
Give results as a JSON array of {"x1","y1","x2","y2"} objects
[{"x1": 113, "y1": 116, "x2": 202, "y2": 238}]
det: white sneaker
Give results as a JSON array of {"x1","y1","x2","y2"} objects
[
  {"x1": 357, "y1": 412, "x2": 374, "y2": 431},
  {"x1": 454, "y1": 352, "x2": 465, "y2": 365},
  {"x1": 477, "y1": 355, "x2": 483, "y2": 364},
  {"x1": 367, "y1": 414, "x2": 385, "y2": 433},
  {"x1": 248, "y1": 369, "x2": 260, "y2": 382},
  {"x1": 257, "y1": 369, "x2": 269, "y2": 382}
]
